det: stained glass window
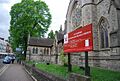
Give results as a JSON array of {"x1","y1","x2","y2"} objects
[
  {"x1": 71, "y1": 2, "x2": 81, "y2": 29},
  {"x1": 99, "y1": 19, "x2": 109, "y2": 48}
]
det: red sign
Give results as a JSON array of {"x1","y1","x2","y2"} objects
[{"x1": 64, "y1": 24, "x2": 93, "y2": 53}]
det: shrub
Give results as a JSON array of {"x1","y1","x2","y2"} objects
[{"x1": 60, "y1": 50, "x2": 68, "y2": 66}]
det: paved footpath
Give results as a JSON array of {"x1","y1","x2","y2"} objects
[
  {"x1": 0, "y1": 59, "x2": 4, "y2": 70},
  {"x1": 0, "y1": 64, "x2": 33, "y2": 81}
]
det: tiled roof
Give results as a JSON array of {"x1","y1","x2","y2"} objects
[{"x1": 28, "y1": 37, "x2": 54, "y2": 47}]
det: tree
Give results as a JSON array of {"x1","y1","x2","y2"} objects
[
  {"x1": 9, "y1": 0, "x2": 52, "y2": 59},
  {"x1": 48, "y1": 30, "x2": 55, "y2": 39}
]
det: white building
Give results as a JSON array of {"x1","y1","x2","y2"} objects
[
  {"x1": 0, "y1": 38, "x2": 6, "y2": 53},
  {"x1": 0, "y1": 37, "x2": 12, "y2": 54}
]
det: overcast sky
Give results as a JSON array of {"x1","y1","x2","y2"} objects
[{"x1": 0, "y1": 0, "x2": 69, "y2": 40}]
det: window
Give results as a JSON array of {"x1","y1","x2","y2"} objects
[
  {"x1": 71, "y1": 1, "x2": 82, "y2": 30},
  {"x1": 44, "y1": 48, "x2": 46, "y2": 54},
  {"x1": 32, "y1": 48, "x2": 35, "y2": 54},
  {"x1": 40, "y1": 49, "x2": 42, "y2": 54},
  {"x1": 47, "y1": 48, "x2": 49, "y2": 55},
  {"x1": 36, "y1": 48, "x2": 38, "y2": 54},
  {"x1": 99, "y1": 18, "x2": 109, "y2": 48}
]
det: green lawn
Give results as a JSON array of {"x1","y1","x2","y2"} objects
[
  {"x1": 35, "y1": 63, "x2": 84, "y2": 79},
  {"x1": 27, "y1": 62, "x2": 120, "y2": 81},
  {"x1": 91, "y1": 67, "x2": 120, "y2": 81}
]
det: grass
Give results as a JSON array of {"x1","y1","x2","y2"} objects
[
  {"x1": 36, "y1": 63, "x2": 69, "y2": 79},
  {"x1": 27, "y1": 62, "x2": 120, "y2": 81},
  {"x1": 91, "y1": 67, "x2": 120, "y2": 81}
]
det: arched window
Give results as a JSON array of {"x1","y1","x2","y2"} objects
[
  {"x1": 47, "y1": 48, "x2": 49, "y2": 55},
  {"x1": 71, "y1": 1, "x2": 82, "y2": 30},
  {"x1": 32, "y1": 48, "x2": 35, "y2": 54},
  {"x1": 99, "y1": 18, "x2": 109, "y2": 48},
  {"x1": 36, "y1": 48, "x2": 38, "y2": 54}
]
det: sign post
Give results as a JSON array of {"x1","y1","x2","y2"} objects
[
  {"x1": 68, "y1": 53, "x2": 72, "y2": 72},
  {"x1": 85, "y1": 51, "x2": 90, "y2": 76}
]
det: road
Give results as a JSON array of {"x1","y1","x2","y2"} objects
[{"x1": 0, "y1": 64, "x2": 34, "y2": 81}]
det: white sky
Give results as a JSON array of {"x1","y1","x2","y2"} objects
[{"x1": 0, "y1": 0, "x2": 70, "y2": 39}]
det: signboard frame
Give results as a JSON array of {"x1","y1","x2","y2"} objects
[{"x1": 64, "y1": 24, "x2": 93, "y2": 53}]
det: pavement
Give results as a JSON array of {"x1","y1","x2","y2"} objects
[
  {"x1": 0, "y1": 59, "x2": 4, "y2": 69},
  {"x1": 0, "y1": 64, "x2": 34, "y2": 81}
]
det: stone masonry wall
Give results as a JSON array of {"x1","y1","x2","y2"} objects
[{"x1": 27, "y1": 0, "x2": 120, "y2": 72}]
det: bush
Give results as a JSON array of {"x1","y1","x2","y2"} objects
[{"x1": 60, "y1": 50, "x2": 68, "y2": 66}]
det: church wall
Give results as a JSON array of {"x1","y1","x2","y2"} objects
[
  {"x1": 26, "y1": 0, "x2": 120, "y2": 71},
  {"x1": 65, "y1": 0, "x2": 120, "y2": 71}
]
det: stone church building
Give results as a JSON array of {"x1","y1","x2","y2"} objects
[
  {"x1": 65, "y1": 0, "x2": 120, "y2": 71},
  {"x1": 26, "y1": 0, "x2": 120, "y2": 71},
  {"x1": 27, "y1": 37, "x2": 54, "y2": 62}
]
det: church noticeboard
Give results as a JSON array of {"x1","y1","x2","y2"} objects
[{"x1": 64, "y1": 24, "x2": 93, "y2": 53}]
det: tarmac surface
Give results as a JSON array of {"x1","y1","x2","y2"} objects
[
  {"x1": 0, "y1": 59, "x2": 4, "y2": 69},
  {"x1": 0, "y1": 64, "x2": 33, "y2": 81}
]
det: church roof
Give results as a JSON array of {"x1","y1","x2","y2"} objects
[{"x1": 28, "y1": 37, "x2": 54, "y2": 47}]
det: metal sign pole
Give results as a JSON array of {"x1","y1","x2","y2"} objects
[
  {"x1": 68, "y1": 53, "x2": 72, "y2": 72},
  {"x1": 85, "y1": 51, "x2": 90, "y2": 76}
]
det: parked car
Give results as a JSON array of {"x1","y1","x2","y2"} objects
[{"x1": 3, "y1": 56, "x2": 12, "y2": 64}]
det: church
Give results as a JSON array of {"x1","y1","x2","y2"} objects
[{"x1": 65, "y1": 0, "x2": 120, "y2": 71}]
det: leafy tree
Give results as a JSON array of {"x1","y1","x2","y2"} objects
[
  {"x1": 9, "y1": 0, "x2": 52, "y2": 59},
  {"x1": 48, "y1": 30, "x2": 55, "y2": 39}
]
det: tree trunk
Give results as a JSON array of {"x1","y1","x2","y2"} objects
[{"x1": 23, "y1": 34, "x2": 28, "y2": 60}]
